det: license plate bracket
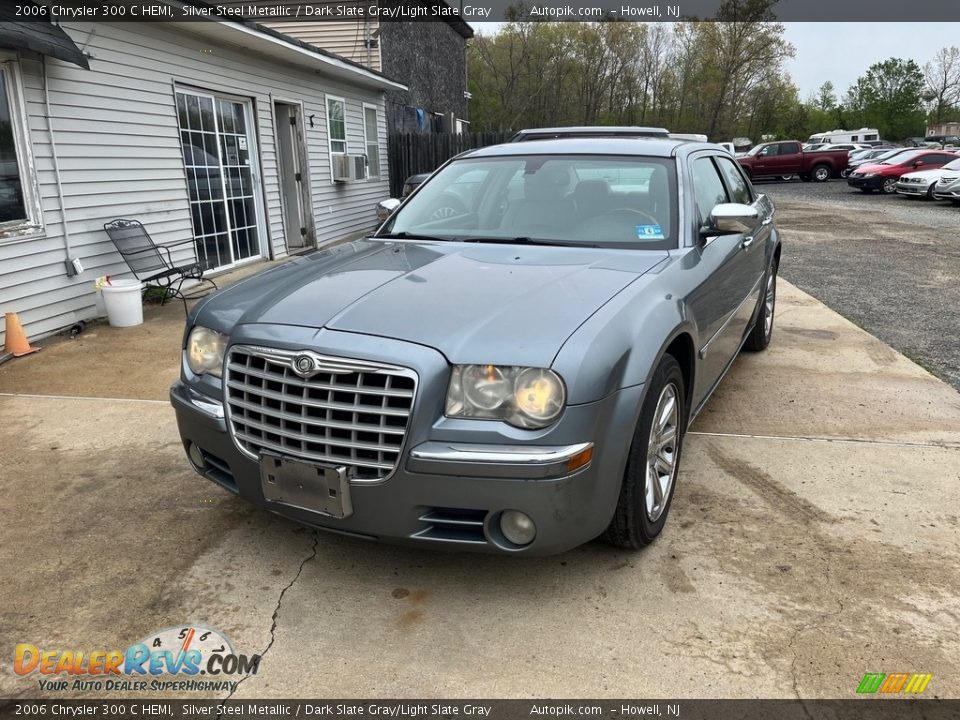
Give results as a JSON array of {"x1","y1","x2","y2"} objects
[{"x1": 259, "y1": 453, "x2": 353, "y2": 519}]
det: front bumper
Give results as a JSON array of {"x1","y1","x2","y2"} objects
[
  {"x1": 847, "y1": 175, "x2": 884, "y2": 190},
  {"x1": 933, "y1": 187, "x2": 960, "y2": 201},
  {"x1": 895, "y1": 181, "x2": 931, "y2": 196},
  {"x1": 170, "y1": 334, "x2": 643, "y2": 556}
]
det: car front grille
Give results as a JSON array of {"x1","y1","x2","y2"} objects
[{"x1": 224, "y1": 346, "x2": 417, "y2": 481}]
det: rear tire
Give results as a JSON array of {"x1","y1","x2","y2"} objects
[
  {"x1": 812, "y1": 164, "x2": 831, "y2": 182},
  {"x1": 604, "y1": 355, "x2": 686, "y2": 550},
  {"x1": 745, "y1": 262, "x2": 778, "y2": 352}
]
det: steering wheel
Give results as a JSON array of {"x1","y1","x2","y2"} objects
[
  {"x1": 426, "y1": 194, "x2": 467, "y2": 221},
  {"x1": 602, "y1": 208, "x2": 660, "y2": 226}
]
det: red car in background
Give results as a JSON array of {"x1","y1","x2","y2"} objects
[{"x1": 846, "y1": 149, "x2": 959, "y2": 194}]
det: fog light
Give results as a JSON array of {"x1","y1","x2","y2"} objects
[
  {"x1": 187, "y1": 442, "x2": 205, "y2": 470},
  {"x1": 500, "y1": 510, "x2": 536, "y2": 546}
]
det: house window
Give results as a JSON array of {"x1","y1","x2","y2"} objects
[
  {"x1": 327, "y1": 97, "x2": 346, "y2": 155},
  {"x1": 0, "y1": 59, "x2": 41, "y2": 238},
  {"x1": 363, "y1": 104, "x2": 380, "y2": 178}
]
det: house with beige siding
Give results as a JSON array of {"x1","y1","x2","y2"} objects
[{"x1": 0, "y1": 15, "x2": 403, "y2": 352}]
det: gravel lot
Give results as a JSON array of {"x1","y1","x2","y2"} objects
[{"x1": 757, "y1": 178, "x2": 960, "y2": 391}]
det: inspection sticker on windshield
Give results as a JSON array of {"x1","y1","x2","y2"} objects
[{"x1": 637, "y1": 224, "x2": 664, "y2": 240}]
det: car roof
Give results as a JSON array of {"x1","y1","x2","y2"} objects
[
  {"x1": 460, "y1": 137, "x2": 714, "y2": 159},
  {"x1": 511, "y1": 126, "x2": 670, "y2": 140}
]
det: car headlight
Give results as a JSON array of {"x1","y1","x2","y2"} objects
[
  {"x1": 186, "y1": 326, "x2": 227, "y2": 378},
  {"x1": 445, "y1": 365, "x2": 566, "y2": 429},
  {"x1": 862, "y1": 173, "x2": 878, "y2": 178}
]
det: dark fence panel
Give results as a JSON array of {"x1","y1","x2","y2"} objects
[{"x1": 387, "y1": 131, "x2": 512, "y2": 198}]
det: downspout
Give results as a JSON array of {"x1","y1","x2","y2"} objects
[{"x1": 42, "y1": 56, "x2": 76, "y2": 275}]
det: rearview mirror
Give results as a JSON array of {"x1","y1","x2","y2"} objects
[
  {"x1": 701, "y1": 203, "x2": 759, "y2": 239},
  {"x1": 376, "y1": 198, "x2": 402, "y2": 223}
]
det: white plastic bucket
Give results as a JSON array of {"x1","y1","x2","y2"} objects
[{"x1": 101, "y1": 279, "x2": 144, "y2": 327}]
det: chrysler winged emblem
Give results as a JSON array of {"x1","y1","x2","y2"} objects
[{"x1": 292, "y1": 354, "x2": 316, "y2": 377}]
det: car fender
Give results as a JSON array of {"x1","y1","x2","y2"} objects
[{"x1": 552, "y1": 263, "x2": 697, "y2": 407}]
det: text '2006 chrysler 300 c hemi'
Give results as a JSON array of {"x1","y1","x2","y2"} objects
[{"x1": 171, "y1": 138, "x2": 781, "y2": 556}]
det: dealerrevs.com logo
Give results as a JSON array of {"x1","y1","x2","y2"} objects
[{"x1": 15, "y1": 625, "x2": 260, "y2": 693}]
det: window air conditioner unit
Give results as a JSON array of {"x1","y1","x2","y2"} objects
[{"x1": 333, "y1": 154, "x2": 368, "y2": 182}]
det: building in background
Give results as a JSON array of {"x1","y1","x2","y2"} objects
[
  {"x1": 0, "y1": 14, "x2": 402, "y2": 349},
  {"x1": 244, "y1": 1, "x2": 473, "y2": 133}
]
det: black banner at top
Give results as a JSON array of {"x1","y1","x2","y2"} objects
[{"x1": 5, "y1": 0, "x2": 960, "y2": 23}]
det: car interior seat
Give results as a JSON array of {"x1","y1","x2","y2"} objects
[{"x1": 500, "y1": 165, "x2": 574, "y2": 235}]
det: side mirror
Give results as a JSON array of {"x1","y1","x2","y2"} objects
[
  {"x1": 914, "y1": 160, "x2": 924, "y2": 167},
  {"x1": 701, "y1": 203, "x2": 759, "y2": 239},
  {"x1": 376, "y1": 198, "x2": 401, "y2": 223}
]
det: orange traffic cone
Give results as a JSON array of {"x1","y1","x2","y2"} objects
[{"x1": 4, "y1": 312, "x2": 39, "y2": 357}]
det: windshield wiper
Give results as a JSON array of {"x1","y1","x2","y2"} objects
[
  {"x1": 377, "y1": 232, "x2": 453, "y2": 242},
  {"x1": 462, "y1": 237, "x2": 599, "y2": 248}
]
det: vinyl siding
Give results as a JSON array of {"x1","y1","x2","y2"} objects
[
  {"x1": 261, "y1": 21, "x2": 382, "y2": 71},
  {"x1": 0, "y1": 21, "x2": 391, "y2": 348}
]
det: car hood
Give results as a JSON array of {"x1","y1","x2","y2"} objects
[
  {"x1": 194, "y1": 239, "x2": 668, "y2": 366},
  {"x1": 900, "y1": 168, "x2": 949, "y2": 181},
  {"x1": 856, "y1": 162, "x2": 909, "y2": 175}
]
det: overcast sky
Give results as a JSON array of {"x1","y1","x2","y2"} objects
[{"x1": 472, "y1": 23, "x2": 960, "y2": 100}]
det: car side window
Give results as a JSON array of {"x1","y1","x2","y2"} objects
[
  {"x1": 783, "y1": 143, "x2": 800, "y2": 154},
  {"x1": 761, "y1": 144, "x2": 779, "y2": 157},
  {"x1": 715, "y1": 156, "x2": 753, "y2": 205},
  {"x1": 691, "y1": 157, "x2": 730, "y2": 226}
]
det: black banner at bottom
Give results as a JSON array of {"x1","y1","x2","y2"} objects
[{"x1": 1, "y1": 700, "x2": 958, "y2": 720}]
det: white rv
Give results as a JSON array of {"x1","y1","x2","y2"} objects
[{"x1": 808, "y1": 128, "x2": 880, "y2": 144}]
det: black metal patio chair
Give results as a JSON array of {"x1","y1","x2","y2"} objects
[{"x1": 103, "y1": 219, "x2": 217, "y2": 314}]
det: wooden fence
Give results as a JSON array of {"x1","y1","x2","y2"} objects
[{"x1": 387, "y1": 131, "x2": 512, "y2": 198}]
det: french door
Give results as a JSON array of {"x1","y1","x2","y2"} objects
[{"x1": 176, "y1": 90, "x2": 262, "y2": 270}]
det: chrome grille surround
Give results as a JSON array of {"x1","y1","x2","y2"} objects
[{"x1": 224, "y1": 345, "x2": 418, "y2": 482}]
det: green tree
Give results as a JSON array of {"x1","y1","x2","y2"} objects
[{"x1": 852, "y1": 58, "x2": 926, "y2": 140}]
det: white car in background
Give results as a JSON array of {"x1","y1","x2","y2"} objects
[
  {"x1": 895, "y1": 158, "x2": 960, "y2": 199},
  {"x1": 932, "y1": 170, "x2": 960, "y2": 204}
]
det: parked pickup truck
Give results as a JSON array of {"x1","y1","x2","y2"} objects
[{"x1": 737, "y1": 140, "x2": 849, "y2": 182}]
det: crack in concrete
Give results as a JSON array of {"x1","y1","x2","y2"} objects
[{"x1": 217, "y1": 532, "x2": 319, "y2": 714}]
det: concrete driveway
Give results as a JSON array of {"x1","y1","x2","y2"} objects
[{"x1": 1, "y1": 272, "x2": 959, "y2": 699}]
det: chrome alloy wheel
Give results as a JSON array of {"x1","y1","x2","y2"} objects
[
  {"x1": 764, "y1": 270, "x2": 777, "y2": 340},
  {"x1": 645, "y1": 382, "x2": 680, "y2": 522}
]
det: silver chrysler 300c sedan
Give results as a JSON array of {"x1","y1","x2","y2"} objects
[{"x1": 171, "y1": 138, "x2": 781, "y2": 556}]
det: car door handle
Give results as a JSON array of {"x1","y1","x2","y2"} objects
[
  {"x1": 761, "y1": 216, "x2": 773, "y2": 226},
  {"x1": 741, "y1": 236, "x2": 755, "y2": 248}
]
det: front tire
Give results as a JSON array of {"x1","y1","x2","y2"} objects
[
  {"x1": 745, "y1": 262, "x2": 778, "y2": 351},
  {"x1": 604, "y1": 355, "x2": 686, "y2": 549},
  {"x1": 881, "y1": 177, "x2": 897, "y2": 194}
]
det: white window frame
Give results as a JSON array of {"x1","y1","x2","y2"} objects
[
  {"x1": 0, "y1": 55, "x2": 44, "y2": 242},
  {"x1": 326, "y1": 95, "x2": 347, "y2": 156},
  {"x1": 362, "y1": 103, "x2": 381, "y2": 180}
]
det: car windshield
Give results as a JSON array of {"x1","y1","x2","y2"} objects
[
  {"x1": 747, "y1": 145, "x2": 768, "y2": 156},
  {"x1": 881, "y1": 150, "x2": 925, "y2": 165},
  {"x1": 378, "y1": 154, "x2": 679, "y2": 250},
  {"x1": 943, "y1": 159, "x2": 960, "y2": 171}
]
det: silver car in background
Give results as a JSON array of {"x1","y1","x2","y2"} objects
[
  {"x1": 172, "y1": 138, "x2": 781, "y2": 555},
  {"x1": 897, "y1": 158, "x2": 960, "y2": 199}
]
